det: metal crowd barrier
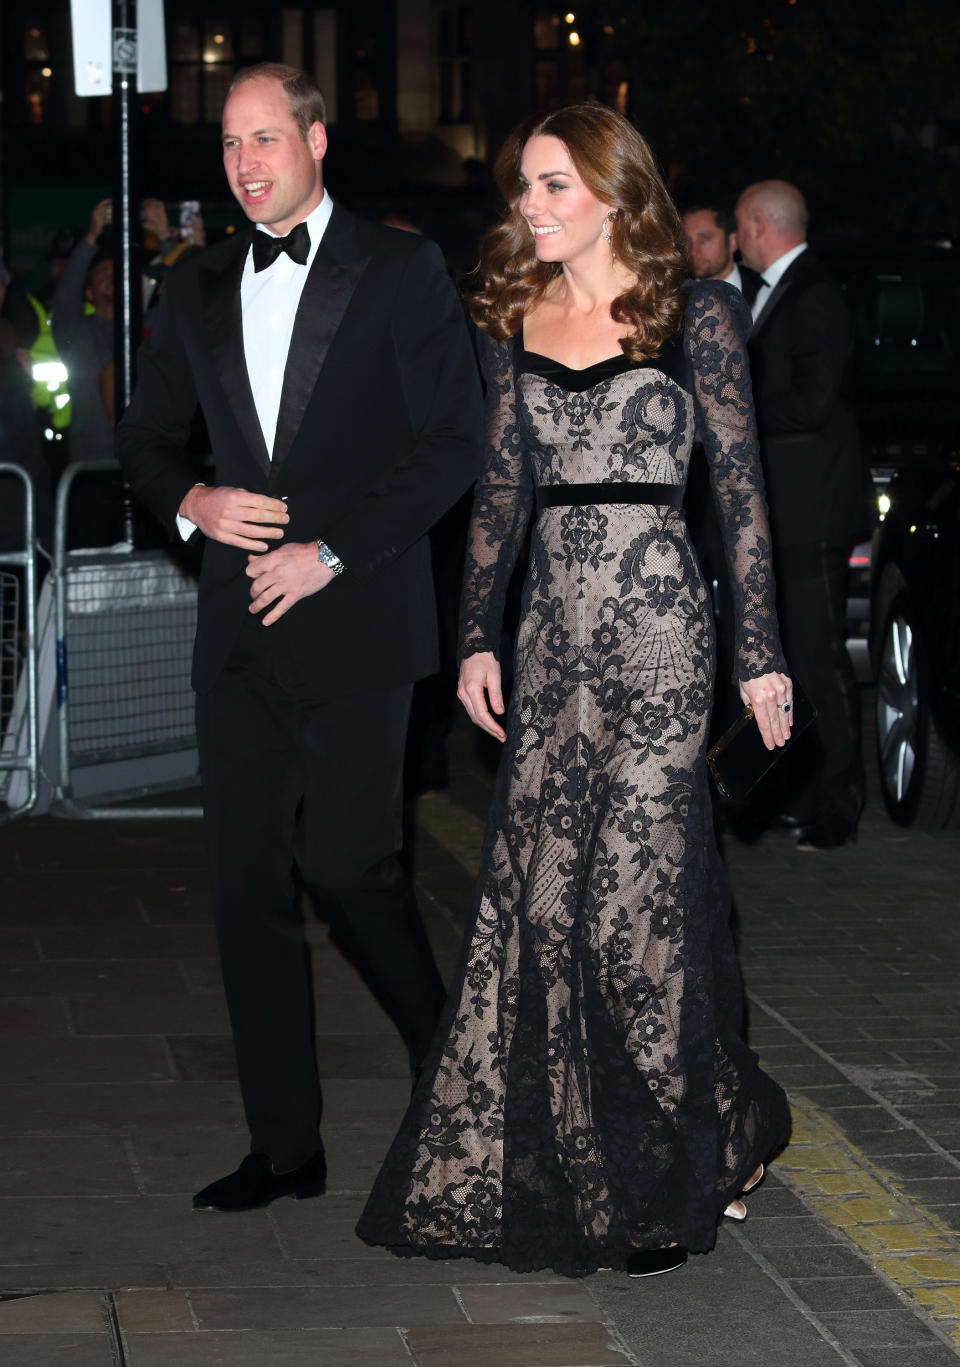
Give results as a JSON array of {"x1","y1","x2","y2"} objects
[
  {"x1": 0, "y1": 464, "x2": 39, "y2": 822},
  {"x1": 48, "y1": 460, "x2": 202, "y2": 819}
]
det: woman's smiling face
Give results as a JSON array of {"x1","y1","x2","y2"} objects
[{"x1": 519, "y1": 134, "x2": 613, "y2": 266}]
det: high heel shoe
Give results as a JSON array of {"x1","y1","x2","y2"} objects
[
  {"x1": 723, "y1": 1163, "x2": 764, "y2": 1222},
  {"x1": 626, "y1": 1246, "x2": 688, "y2": 1277}
]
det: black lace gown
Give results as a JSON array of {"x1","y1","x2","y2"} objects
[{"x1": 357, "y1": 282, "x2": 791, "y2": 1277}]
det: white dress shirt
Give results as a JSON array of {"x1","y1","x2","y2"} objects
[
  {"x1": 177, "y1": 194, "x2": 334, "y2": 540},
  {"x1": 242, "y1": 194, "x2": 333, "y2": 456},
  {"x1": 722, "y1": 262, "x2": 744, "y2": 294},
  {"x1": 750, "y1": 242, "x2": 807, "y2": 321}
]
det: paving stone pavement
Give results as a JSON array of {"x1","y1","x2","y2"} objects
[{"x1": 1, "y1": 699, "x2": 959, "y2": 1366}]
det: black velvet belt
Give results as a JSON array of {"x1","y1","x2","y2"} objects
[{"x1": 535, "y1": 482, "x2": 685, "y2": 512}]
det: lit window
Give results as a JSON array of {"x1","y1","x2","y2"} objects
[{"x1": 437, "y1": 3, "x2": 473, "y2": 124}]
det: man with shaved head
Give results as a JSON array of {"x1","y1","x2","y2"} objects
[
  {"x1": 735, "y1": 180, "x2": 866, "y2": 850},
  {"x1": 735, "y1": 180, "x2": 809, "y2": 321}
]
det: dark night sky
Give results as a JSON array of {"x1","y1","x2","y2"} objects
[{"x1": 595, "y1": 0, "x2": 958, "y2": 234}]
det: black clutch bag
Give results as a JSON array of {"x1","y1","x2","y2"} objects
[{"x1": 707, "y1": 683, "x2": 816, "y2": 801}]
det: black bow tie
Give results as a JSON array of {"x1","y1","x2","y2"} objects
[{"x1": 252, "y1": 221, "x2": 310, "y2": 273}]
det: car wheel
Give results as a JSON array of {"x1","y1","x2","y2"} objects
[{"x1": 875, "y1": 592, "x2": 959, "y2": 829}]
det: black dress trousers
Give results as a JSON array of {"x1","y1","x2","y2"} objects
[
  {"x1": 195, "y1": 612, "x2": 447, "y2": 1171},
  {"x1": 773, "y1": 540, "x2": 866, "y2": 829}
]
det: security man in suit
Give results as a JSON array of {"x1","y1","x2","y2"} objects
[
  {"x1": 736, "y1": 180, "x2": 866, "y2": 850},
  {"x1": 682, "y1": 203, "x2": 763, "y2": 307},
  {"x1": 118, "y1": 64, "x2": 482, "y2": 1210}
]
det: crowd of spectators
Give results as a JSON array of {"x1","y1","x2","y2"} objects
[{"x1": 0, "y1": 196, "x2": 209, "y2": 552}]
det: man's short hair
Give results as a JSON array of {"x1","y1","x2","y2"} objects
[
  {"x1": 227, "y1": 63, "x2": 326, "y2": 137},
  {"x1": 682, "y1": 204, "x2": 737, "y2": 237}
]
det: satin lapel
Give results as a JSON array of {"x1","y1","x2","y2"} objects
[
  {"x1": 751, "y1": 270, "x2": 797, "y2": 337},
  {"x1": 270, "y1": 243, "x2": 370, "y2": 477},
  {"x1": 199, "y1": 233, "x2": 271, "y2": 477}
]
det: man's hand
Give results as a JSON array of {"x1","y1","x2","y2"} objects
[
  {"x1": 179, "y1": 485, "x2": 287, "y2": 552},
  {"x1": 86, "y1": 198, "x2": 112, "y2": 245},
  {"x1": 246, "y1": 543, "x2": 335, "y2": 626}
]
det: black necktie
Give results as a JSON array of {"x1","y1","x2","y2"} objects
[{"x1": 252, "y1": 221, "x2": 310, "y2": 273}]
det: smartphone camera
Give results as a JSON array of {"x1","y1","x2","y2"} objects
[{"x1": 179, "y1": 200, "x2": 200, "y2": 238}]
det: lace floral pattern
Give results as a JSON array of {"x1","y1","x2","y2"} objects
[{"x1": 357, "y1": 282, "x2": 790, "y2": 1277}]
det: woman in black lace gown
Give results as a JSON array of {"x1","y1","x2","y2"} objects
[{"x1": 357, "y1": 104, "x2": 792, "y2": 1278}]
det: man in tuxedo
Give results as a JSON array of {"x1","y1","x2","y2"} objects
[
  {"x1": 117, "y1": 63, "x2": 481, "y2": 1210},
  {"x1": 736, "y1": 180, "x2": 866, "y2": 849},
  {"x1": 682, "y1": 204, "x2": 762, "y2": 306}
]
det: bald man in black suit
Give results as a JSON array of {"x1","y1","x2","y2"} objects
[{"x1": 736, "y1": 180, "x2": 866, "y2": 850}]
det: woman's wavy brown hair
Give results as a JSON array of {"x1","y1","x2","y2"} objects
[{"x1": 468, "y1": 103, "x2": 687, "y2": 362}]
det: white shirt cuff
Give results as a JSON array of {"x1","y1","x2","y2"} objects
[{"x1": 176, "y1": 483, "x2": 204, "y2": 540}]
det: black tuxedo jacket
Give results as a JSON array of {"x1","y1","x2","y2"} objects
[
  {"x1": 737, "y1": 263, "x2": 764, "y2": 310},
  {"x1": 747, "y1": 249, "x2": 866, "y2": 549},
  {"x1": 117, "y1": 206, "x2": 482, "y2": 696}
]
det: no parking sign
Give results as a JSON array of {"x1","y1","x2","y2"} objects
[{"x1": 69, "y1": 0, "x2": 167, "y2": 96}]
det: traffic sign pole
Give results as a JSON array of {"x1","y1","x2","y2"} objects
[{"x1": 112, "y1": 0, "x2": 140, "y2": 544}]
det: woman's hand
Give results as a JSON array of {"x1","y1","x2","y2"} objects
[
  {"x1": 458, "y1": 651, "x2": 506, "y2": 742},
  {"x1": 739, "y1": 671, "x2": 793, "y2": 751}
]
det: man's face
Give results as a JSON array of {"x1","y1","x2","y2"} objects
[
  {"x1": 683, "y1": 210, "x2": 735, "y2": 280},
  {"x1": 221, "y1": 78, "x2": 326, "y2": 237},
  {"x1": 734, "y1": 198, "x2": 763, "y2": 272},
  {"x1": 86, "y1": 260, "x2": 114, "y2": 315}
]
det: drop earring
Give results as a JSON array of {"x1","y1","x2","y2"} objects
[{"x1": 601, "y1": 209, "x2": 617, "y2": 246}]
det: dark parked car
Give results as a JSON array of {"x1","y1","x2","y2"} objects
[
  {"x1": 826, "y1": 238, "x2": 960, "y2": 483},
  {"x1": 870, "y1": 458, "x2": 960, "y2": 829},
  {"x1": 813, "y1": 240, "x2": 960, "y2": 828},
  {"x1": 819, "y1": 240, "x2": 960, "y2": 680}
]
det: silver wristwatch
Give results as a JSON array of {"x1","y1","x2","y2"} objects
[{"x1": 316, "y1": 539, "x2": 344, "y2": 576}]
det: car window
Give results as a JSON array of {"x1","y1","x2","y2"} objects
[{"x1": 833, "y1": 265, "x2": 960, "y2": 399}]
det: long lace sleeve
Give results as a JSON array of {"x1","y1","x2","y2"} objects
[
  {"x1": 457, "y1": 329, "x2": 533, "y2": 660},
  {"x1": 685, "y1": 281, "x2": 787, "y2": 681}
]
